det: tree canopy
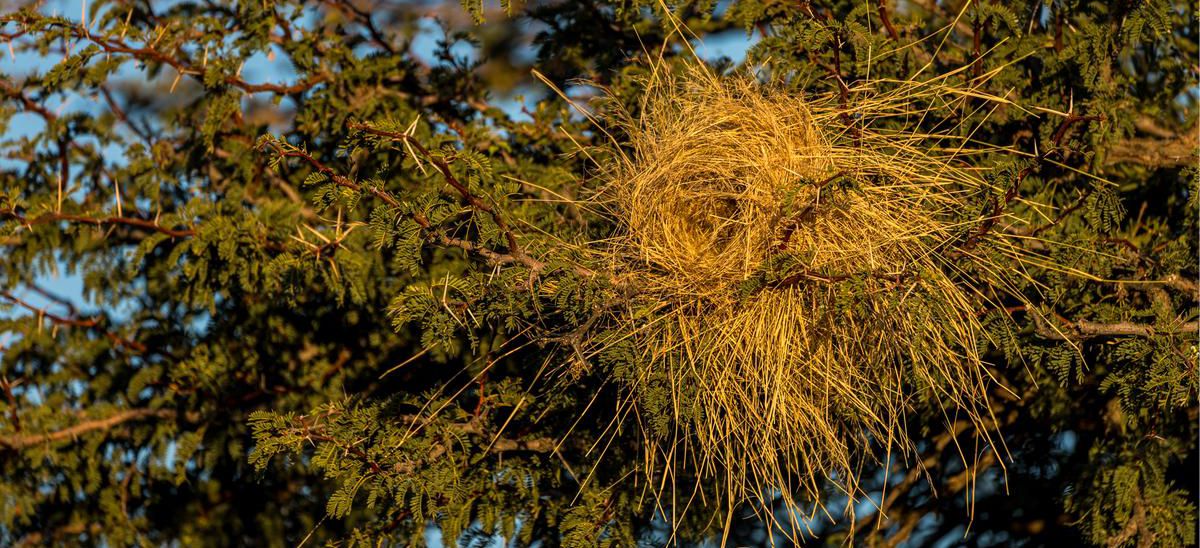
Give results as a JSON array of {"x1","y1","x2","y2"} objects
[{"x1": 0, "y1": 0, "x2": 1196, "y2": 546}]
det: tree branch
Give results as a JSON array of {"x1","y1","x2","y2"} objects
[
  {"x1": 1, "y1": 207, "x2": 194, "y2": 238},
  {"x1": 877, "y1": 0, "x2": 900, "y2": 41},
  {"x1": 0, "y1": 77, "x2": 56, "y2": 121},
  {"x1": 346, "y1": 123, "x2": 619, "y2": 282},
  {"x1": 0, "y1": 408, "x2": 174, "y2": 451},
  {"x1": 287, "y1": 414, "x2": 554, "y2": 479},
  {"x1": 348, "y1": 122, "x2": 525, "y2": 256},
  {"x1": 1024, "y1": 306, "x2": 1199, "y2": 341},
  {"x1": 0, "y1": 290, "x2": 148, "y2": 352},
  {"x1": 1105, "y1": 491, "x2": 1148, "y2": 548},
  {"x1": 11, "y1": 17, "x2": 326, "y2": 97},
  {"x1": 1162, "y1": 274, "x2": 1199, "y2": 299},
  {"x1": 947, "y1": 163, "x2": 1034, "y2": 258},
  {"x1": 1051, "y1": 113, "x2": 1106, "y2": 148},
  {"x1": 258, "y1": 138, "x2": 551, "y2": 273},
  {"x1": 1071, "y1": 319, "x2": 1198, "y2": 339},
  {"x1": 1105, "y1": 126, "x2": 1198, "y2": 168}
]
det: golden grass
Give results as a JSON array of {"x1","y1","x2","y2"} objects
[{"x1": 560, "y1": 61, "x2": 1033, "y2": 540}]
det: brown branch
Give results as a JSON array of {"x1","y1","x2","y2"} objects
[
  {"x1": 1, "y1": 207, "x2": 194, "y2": 238},
  {"x1": 318, "y1": 0, "x2": 396, "y2": 54},
  {"x1": 776, "y1": 172, "x2": 851, "y2": 250},
  {"x1": 1104, "y1": 128, "x2": 1198, "y2": 168},
  {"x1": 993, "y1": 304, "x2": 1197, "y2": 340},
  {"x1": 15, "y1": 521, "x2": 97, "y2": 548},
  {"x1": 1027, "y1": 308, "x2": 1198, "y2": 341},
  {"x1": 1027, "y1": 188, "x2": 1093, "y2": 237},
  {"x1": 1053, "y1": 8, "x2": 1064, "y2": 52},
  {"x1": 877, "y1": 0, "x2": 900, "y2": 40},
  {"x1": 0, "y1": 78, "x2": 56, "y2": 121},
  {"x1": 258, "y1": 140, "x2": 400, "y2": 208},
  {"x1": 1131, "y1": 116, "x2": 1177, "y2": 139},
  {"x1": 486, "y1": 436, "x2": 555, "y2": 453},
  {"x1": 957, "y1": 113, "x2": 1107, "y2": 252},
  {"x1": 99, "y1": 85, "x2": 153, "y2": 144},
  {"x1": 19, "y1": 17, "x2": 326, "y2": 97},
  {"x1": 949, "y1": 163, "x2": 1035, "y2": 258},
  {"x1": 1051, "y1": 113, "x2": 1106, "y2": 148},
  {"x1": 431, "y1": 230, "x2": 531, "y2": 268},
  {"x1": 258, "y1": 133, "x2": 613, "y2": 280},
  {"x1": 0, "y1": 290, "x2": 99, "y2": 328},
  {"x1": 1106, "y1": 492, "x2": 1148, "y2": 548},
  {"x1": 793, "y1": 8, "x2": 861, "y2": 140},
  {"x1": 28, "y1": 282, "x2": 78, "y2": 315},
  {"x1": 344, "y1": 123, "x2": 570, "y2": 275},
  {"x1": 258, "y1": 142, "x2": 531, "y2": 269},
  {"x1": 234, "y1": 74, "x2": 329, "y2": 95},
  {"x1": 289, "y1": 414, "x2": 554, "y2": 479},
  {"x1": 1102, "y1": 237, "x2": 1158, "y2": 267},
  {"x1": 348, "y1": 122, "x2": 524, "y2": 254},
  {"x1": 263, "y1": 131, "x2": 608, "y2": 288},
  {"x1": 1072, "y1": 319, "x2": 1198, "y2": 339},
  {"x1": 1162, "y1": 274, "x2": 1199, "y2": 299},
  {"x1": 0, "y1": 290, "x2": 148, "y2": 352},
  {"x1": 3, "y1": 203, "x2": 309, "y2": 257},
  {"x1": 0, "y1": 408, "x2": 174, "y2": 450},
  {"x1": 297, "y1": 415, "x2": 387, "y2": 475},
  {"x1": 392, "y1": 434, "x2": 555, "y2": 475}
]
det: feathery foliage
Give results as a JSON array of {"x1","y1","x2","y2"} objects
[{"x1": 0, "y1": 0, "x2": 1194, "y2": 546}]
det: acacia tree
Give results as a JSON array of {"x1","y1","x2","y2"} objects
[{"x1": 0, "y1": 0, "x2": 1195, "y2": 546}]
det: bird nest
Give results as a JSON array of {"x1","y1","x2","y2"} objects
[{"x1": 563, "y1": 62, "x2": 1028, "y2": 533}]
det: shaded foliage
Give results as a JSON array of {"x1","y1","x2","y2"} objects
[{"x1": 0, "y1": 0, "x2": 1194, "y2": 546}]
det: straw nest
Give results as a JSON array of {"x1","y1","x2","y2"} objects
[{"x1": 580, "y1": 63, "x2": 1021, "y2": 530}]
